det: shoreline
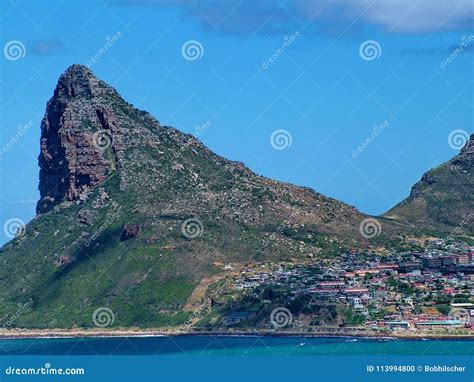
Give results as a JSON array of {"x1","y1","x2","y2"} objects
[{"x1": 0, "y1": 328, "x2": 473, "y2": 340}]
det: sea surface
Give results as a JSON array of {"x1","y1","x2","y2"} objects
[{"x1": 0, "y1": 336, "x2": 473, "y2": 356}]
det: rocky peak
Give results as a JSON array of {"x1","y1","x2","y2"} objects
[
  {"x1": 54, "y1": 64, "x2": 99, "y2": 98},
  {"x1": 36, "y1": 65, "x2": 129, "y2": 214},
  {"x1": 457, "y1": 134, "x2": 474, "y2": 160}
]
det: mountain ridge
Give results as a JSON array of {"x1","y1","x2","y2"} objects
[
  {"x1": 1, "y1": 64, "x2": 471, "y2": 328},
  {"x1": 1, "y1": 64, "x2": 397, "y2": 328}
]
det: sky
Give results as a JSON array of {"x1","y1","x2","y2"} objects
[{"x1": 0, "y1": 0, "x2": 473, "y2": 245}]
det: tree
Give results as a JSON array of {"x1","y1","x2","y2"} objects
[{"x1": 436, "y1": 304, "x2": 451, "y2": 316}]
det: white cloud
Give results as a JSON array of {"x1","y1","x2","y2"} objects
[
  {"x1": 296, "y1": 0, "x2": 474, "y2": 33},
  {"x1": 118, "y1": 0, "x2": 474, "y2": 35}
]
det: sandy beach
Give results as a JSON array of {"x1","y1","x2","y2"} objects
[{"x1": 1, "y1": 328, "x2": 472, "y2": 340}]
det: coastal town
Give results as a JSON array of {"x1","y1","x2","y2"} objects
[{"x1": 208, "y1": 238, "x2": 474, "y2": 335}]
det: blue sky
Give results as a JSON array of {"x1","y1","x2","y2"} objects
[{"x1": 0, "y1": 0, "x2": 473, "y2": 245}]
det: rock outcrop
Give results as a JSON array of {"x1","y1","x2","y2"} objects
[
  {"x1": 120, "y1": 224, "x2": 142, "y2": 241},
  {"x1": 36, "y1": 65, "x2": 151, "y2": 214},
  {"x1": 37, "y1": 65, "x2": 117, "y2": 213}
]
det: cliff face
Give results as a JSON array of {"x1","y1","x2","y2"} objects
[
  {"x1": 385, "y1": 135, "x2": 473, "y2": 234},
  {"x1": 37, "y1": 65, "x2": 127, "y2": 213}
]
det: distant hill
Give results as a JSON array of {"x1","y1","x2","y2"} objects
[{"x1": 385, "y1": 134, "x2": 473, "y2": 236}]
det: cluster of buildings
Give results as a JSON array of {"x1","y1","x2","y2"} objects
[{"x1": 226, "y1": 239, "x2": 474, "y2": 332}]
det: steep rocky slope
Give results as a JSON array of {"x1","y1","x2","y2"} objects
[
  {"x1": 385, "y1": 135, "x2": 473, "y2": 235},
  {"x1": 0, "y1": 65, "x2": 406, "y2": 328}
]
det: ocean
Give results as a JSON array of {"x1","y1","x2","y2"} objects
[{"x1": 1, "y1": 336, "x2": 473, "y2": 356}]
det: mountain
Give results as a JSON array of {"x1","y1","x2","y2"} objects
[
  {"x1": 385, "y1": 135, "x2": 473, "y2": 235},
  {"x1": 0, "y1": 65, "x2": 407, "y2": 328}
]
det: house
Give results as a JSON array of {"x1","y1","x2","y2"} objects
[
  {"x1": 223, "y1": 311, "x2": 256, "y2": 326},
  {"x1": 404, "y1": 297, "x2": 414, "y2": 306},
  {"x1": 352, "y1": 297, "x2": 364, "y2": 310},
  {"x1": 344, "y1": 288, "x2": 369, "y2": 295},
  {"x1": 415, "y1": 320, "x2": 464, "y2": 329},
  {"x1": 385, "y1": 321, "x2": 410, "y2": 329}
]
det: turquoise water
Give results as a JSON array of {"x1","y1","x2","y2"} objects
[{"x1": 0, "y1": 336, "x2": 472, "y2": 356}]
